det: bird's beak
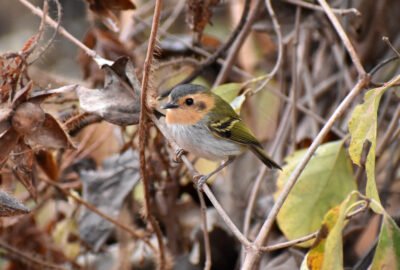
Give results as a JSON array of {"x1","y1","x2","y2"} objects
[{"x1": 161, "y1": 102, "x2": 179, "y2": 109}]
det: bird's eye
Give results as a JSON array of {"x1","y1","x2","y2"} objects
[{"x1": 185, "y1": 98, "x2": 194, "y2": 106}]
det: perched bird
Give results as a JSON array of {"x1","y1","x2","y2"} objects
[{"x1": 162, "y1": 84, "x2": 281, "y2": 187}]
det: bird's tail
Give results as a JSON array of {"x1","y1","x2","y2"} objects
[{"x1": 250, "y1": 146, "x2": 282, "y2": 170}]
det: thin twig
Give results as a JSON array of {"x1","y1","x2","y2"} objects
[
  {"x1": 382, "y1": 36, "x2": 400, "y2": 58},
  {"x1": 259, "y1": 198, "x2": 369, "y2": 252},
  {"x1": 29, "y1": 0, "x2": 62, "y2": 64},
  {"x1": 317, "y1": 0, "x2": 366, "y2": 76},
  {"x1": 0, "y1": 240, "x2": 66, "y2": 270},
  {"x1": 158, "y1": 0, "x2": 252, "y2": 98},
  {"x1": 241, "y1": 77, "x2": 369, "y2": 269},
  {"x1": 259, "y1": 232, "x2": 318, "y2": 252},
  {"x1": 197, "y1": 189, "x2": 212, "y2": 270},
  {"x1": 138, "y1": 0, "x2": 166, "y2": 268},
  {"x1": 18, "y1": 0, "x2": 110, "y2": 65},
  {"x1": 251, "y1": 0, "x2": 284, "y2": 94},
  {"x1": 282, "y1": 0, "x2": 360, "y2": 16},
  {"x1": 41, "y1": 177, "x2": 155, "y2": 250},
  {"x1": 214, "y1": 0, "x2": 263, "y2": 86},
  {"x1": 290, "y1": 6, "x2": 301, "y2": 151}
]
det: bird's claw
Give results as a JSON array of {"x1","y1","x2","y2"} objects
[
  {"x1": 173, "y1": 148, "x2": 187, "y2": 163},
  {"x1": 193, "y1": 174, "x2": 208, "y2": 190}
]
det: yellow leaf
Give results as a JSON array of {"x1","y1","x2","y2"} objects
[
  {"x1": 348, "y1": 74, "x2": 400, "y2": 206},
  {"x1": 302, "y1": 192, "x2": 359, "y2": 270}
]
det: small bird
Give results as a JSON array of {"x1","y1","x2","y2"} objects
[{"x1": 162, "y1": 84, "x2": 281, "y2": 187}]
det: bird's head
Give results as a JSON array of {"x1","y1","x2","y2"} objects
[{"x1": 162, "y1": 84, "x2": 214, "y2": 125}]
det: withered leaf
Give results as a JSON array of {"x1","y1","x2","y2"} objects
[
  {"x1": 77, "y1": 57, "x2": 141, "y2": 126},
  {"x1": 78, "y1": 29, "x2": 133, "y2": 84},
  {"x1": 25, "y1": 113, "x2": 75, "y2": 149},
  {"x1": 0, "y1": 128, "x2": 20, "y2": 165},
  {"x1": 35, "y1": 150, "x2": 59, "y2": 181},
  {"x1": 86, "y1": 0, "x2": 135, "y2": 11},
  {"x1": 0, "y1": 190, "x2": 30, "y2": 217},
  {"x1": 86, "y1": 0, "x2": 135, "y2": 32},
  {"x1": 11, "y1": 143, "x2": 37, "y2": 199},
  {"x1": 0, "y1": 107, "x2": 12, "y2": 134},
  {"x1": 186, "y1": 0, "x2": 220, "y2": 42},
  {"x1": 79, "y1": 149, "x2": 140, "y2": 251}
]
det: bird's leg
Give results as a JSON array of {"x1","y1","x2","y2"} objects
[
  {"x1": 173, "y1": 148, "x2": 187, "y2": 163},
  {"x1": 194, "y1": 156, "x2": 236, "y2": 190}
]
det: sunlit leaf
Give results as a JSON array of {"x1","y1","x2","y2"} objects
[
  {"x1": 348, "y1": 74, "x2": 400, "y2": 206},
  {"x1": 275, "y1": 140, "x2": 356, "y2": 247},
  {"x1": 304, "y1": 192, "x2": 358, "y2": 270}
]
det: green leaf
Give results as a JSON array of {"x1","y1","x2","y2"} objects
[
  {"x1": 370, "y1": 214, "x2": 400, "y2": 270},
  {"x1": 212, "y1": 83, "x2": 246, "y2": 113},
  {"x1": 275, "y1": 140, "x2": 357, "y2": 247},
  {"x1": 304, "y1": 192, "x2": 359, "y2": 270},
  {"x1": 212, "y1": 83, "x2": 242, "y2": 104},
  {"x1": 348, "y1": 74, "x2": 400, "y2": 204}
]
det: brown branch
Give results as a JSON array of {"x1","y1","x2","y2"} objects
[
  {"x1": 18, "y1": 0, "x2": 108, "y2": 64},
  {"x1": 282, "y1": 0, "x2": 360, "y2": 16},
  {"x1": 197, "y1": 189, "x2": 212, "y2": 270},
  {"x1": 317, "y1": 0, "x2": 366, "y2": 76},
  {"x1": 214, "y1": 0, "x2": 263, "y2": 86},
  {"x1": 251, "y1": 0, "x2": 284, "y2": 94},
  {"x1": 29, "y1": 0, "x2": 62, "y2": 64},
  {"x1": 138, "y1": 0, "x2": 166, "y2": 268},
  {"x1": 171, "y1": 0, "x2": 252, "y2": 88},
  {"x1": 0, "y1": 240, "x2": 66, "y2": 270},
  {"x1": 41, "y1": 177, "x2": 155, "y2": 250}
]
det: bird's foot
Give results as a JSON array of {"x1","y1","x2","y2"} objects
[
  {"x1": 193, "y1": 174, "x2": 208, "y2": 190},
  {"x1": 173, "y1": 148, "x2": 187, "y2": 163}
]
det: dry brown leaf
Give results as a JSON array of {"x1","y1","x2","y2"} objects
[
  {"x1": 25, "y1": 113, "x2": 75, "y2": 149},
  {"x1": 86, "y1": 0, "x2": 135, "y2": 32}
]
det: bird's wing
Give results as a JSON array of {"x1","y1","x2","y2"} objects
[{"x1": 208, "y1": 116, "x2": 262, "y2": 148}]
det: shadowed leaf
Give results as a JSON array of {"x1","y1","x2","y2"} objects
[
  {"x1": 79, "y1": 149, "x2": 140, "y2": 251},
  {"x1": 0, "y1": 191, "x2": 29, "y2": 217},
  {"x1": 370, "y1": 214, "x2": 400, "y2": 270}
]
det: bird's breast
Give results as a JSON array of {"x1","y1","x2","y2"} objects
[{"x1": 168, "y1": 122, "x2": 244, "y2": 161}]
